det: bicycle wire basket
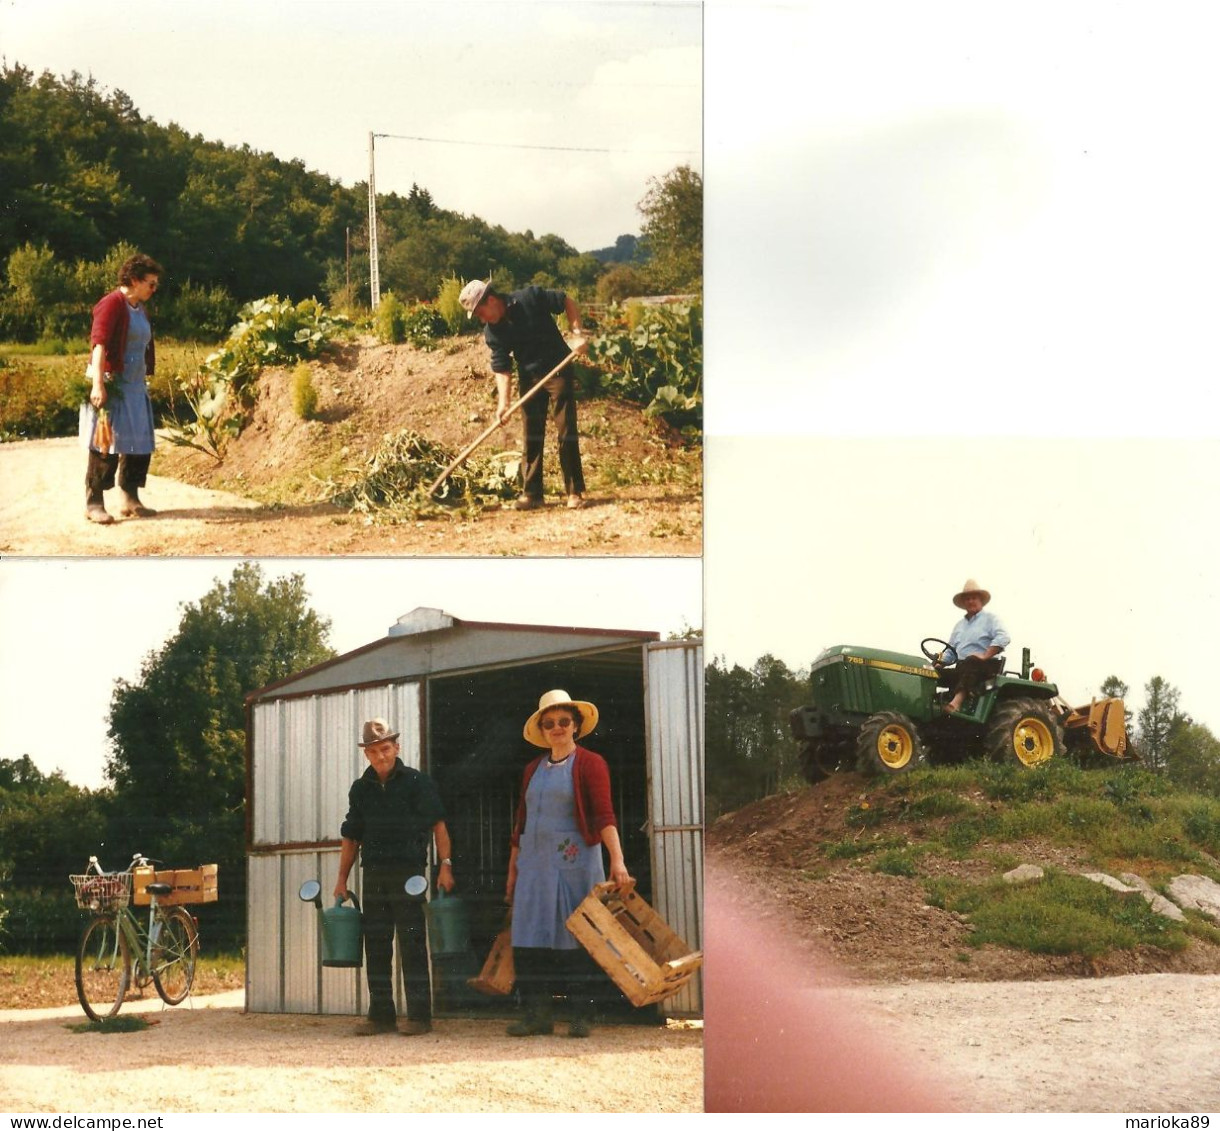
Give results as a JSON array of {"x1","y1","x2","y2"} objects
[{"x1": 70, "y1": 871, "x2": 132, "y2": 913}]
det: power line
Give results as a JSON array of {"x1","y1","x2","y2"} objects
[{"x1": 372, "y1": 131, "x2": 698, "y2": 157}]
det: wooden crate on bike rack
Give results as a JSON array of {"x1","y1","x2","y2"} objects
[{"x1": 132, "y1": 864, "x2": 219, "y2": 907}]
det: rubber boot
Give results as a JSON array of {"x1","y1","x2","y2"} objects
[
  {"x1": 85, "y1": 485, "x2": 114, "y2": 525},
  {"x1": 506, "y1": 948, "x2": 554, "y2": 1036},
  {"x1": 119, "y1": 488, "x2": 156, "y2": 518}
]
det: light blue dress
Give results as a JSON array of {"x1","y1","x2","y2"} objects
[
  {"x1": 82, "y1": 303, "x2": 156, "y2": 455},
  {"x1": 512, "y1": 756, "x2": 605, "y2": 950}
]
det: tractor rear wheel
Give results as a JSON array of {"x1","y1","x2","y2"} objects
[
  {"x1": 985, "y1": 698, "x2": 1064, "y2": 768},
  {"x1": 856, "y1": 712, "x2": 924, "y2": 776}
]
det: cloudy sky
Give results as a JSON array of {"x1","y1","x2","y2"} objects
[
  {"x1": 0, "y1": 0, "x2": 701, "y2": 252},
  {"x1": 0, "y1": 557, "x2": 701, "y2": 788},
  {"x1": 703, "y1": 1, "x2": 1220, "y2": 438}
]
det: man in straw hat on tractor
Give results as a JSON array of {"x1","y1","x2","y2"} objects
[
  {"x1": 459, "y1": 278, "x2": 590, "y2": 511},
  {"x1": 942, "y1": 579, "x2": 1012, "y2": 714},
  {"x1": 335, "y1": 718, "x2": 455, "y2": 1035}
]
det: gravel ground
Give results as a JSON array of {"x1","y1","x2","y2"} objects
[{"x1": 0, "y1": 991, "x2": 703, "y2": 1114}]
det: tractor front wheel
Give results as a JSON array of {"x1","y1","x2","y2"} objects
[
  {"x1": 856, "y1": 712, "x2": 925, "y2": 776},
  {"x1": 799, "y1": 738, "x2": 852, "y2": 784},
  {"x1": 985, "y1": 698, "x2": 1064, "y2": 768}
]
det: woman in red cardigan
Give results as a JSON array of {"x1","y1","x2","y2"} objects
[
  {"x1": 82, "y1": 253, "x2": 163, "y2": 524},
  {"x1": 505, "y1": 689, "x2": 632, "y2": 1038}
]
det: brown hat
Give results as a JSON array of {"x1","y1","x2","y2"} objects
[
  {"x1": 523, "y1": 689, "x2": 599, "y2": 749},
  {"x1": 953, "y1": 579, "x2": 991, "y2": 609},
  {"x1": 358, "y1": 718, "x2": 399, "y2": 747}
]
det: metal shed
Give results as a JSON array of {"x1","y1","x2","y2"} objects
[{"x1": 244, "y1": 608, "x2": 703, "y2": 1021}]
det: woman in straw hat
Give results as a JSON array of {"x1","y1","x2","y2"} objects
[
  {"x1": 504, "y1": 689, "x2": 632, "y2": 1038},
  {"x1": 943, "y1": 579, "x2": 1011, "y2": 713}
]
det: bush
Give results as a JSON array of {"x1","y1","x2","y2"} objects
[
  {"x1": 586, "y1": 300, "x2": 702, "y2": 437},
  {"x1": 292, "y1": 363, "x2": 318, "y2": 420},
  {"x1": 373, "y1": 292, "x2": 407, "y2": 343},
  {"x1": 0, "y1": 359, "x2": 87, "y2": 440},
  {"x1": 401, "y1": 302, "x2": 447, "y2": 350},
  {"x1": 160, "y1": 281, "x2": 239, "y2": 340},
  {"x1": 435, "y1": 276, "x2": 466, "y2": 336},
  {"x1": 0, "y1": 888, "x2": 80, "y2": 955}
]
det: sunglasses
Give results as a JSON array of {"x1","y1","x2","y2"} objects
[{"x1": 540, "y1": 717, "x2": 575, "y2": 730}]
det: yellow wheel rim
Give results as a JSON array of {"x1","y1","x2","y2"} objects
[
  {"x1": 877, "y1": 724, "x2": 913, "y2": 769},
  {"x1": 1012, "y1": 717, "x2": 1054, "y2": 766}
]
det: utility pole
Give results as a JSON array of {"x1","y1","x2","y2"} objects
[{"x1": 367, "y1": 131, "x2": 380, "y2": 309}]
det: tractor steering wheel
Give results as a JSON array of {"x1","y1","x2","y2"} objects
[{"x1": 921, "y1": 637, "x2": 958, "y2": 666}]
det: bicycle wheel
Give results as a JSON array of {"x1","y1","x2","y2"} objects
[
  {"x1": 75, "y1": 917, "x2": 130, "y2": 1021},
  {"x1": 151, "y1": 906, "x2": 198, "y2": 1005}
]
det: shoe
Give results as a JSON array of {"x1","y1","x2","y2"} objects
[
  {"x1": 119, "y1": 492, "x2": 156, "y2": 518},
  {"x1": 399, "y1": 1019, "x2": 432, "y2": 1036},
  {"x1": 353, "y1": 1019, "x2": 397, "y2": 1036},
  {"x1": 566, "y1": 494, "x2": 585, "y2": 510},
  {"x1": 568, "y1": 1018, "x2": 592, "y2": 1038},
  {"x1": 514, "y1": 496, "x2": 542, "y2": 511},
  {"x1": 85, "y1": 505, "x2": 115, "y2": 525},
  {"x1": 506, "y1": 1015, "x2": 554, "y2": 1037}
]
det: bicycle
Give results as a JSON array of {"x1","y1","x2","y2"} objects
[{"x1": 71, "y1": 853, "x2": 200, "y2": 1022}]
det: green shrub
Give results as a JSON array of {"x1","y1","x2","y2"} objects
[
  {"x1": 168, "y1": 296, "x2": 349, "y2": 459},
  {"x1": 586, "y1": 301, "x2": 702, "y2": 437},
  {"x1": 401, "y1": 302, "x2": 447, "y2": 350},
  {"x1": 291, "y1": 362, "x2": 318, "y2": 420},
  {"x1": 0, "y1": 888, "x2": 80, "y2": 955},
  {"x1": 374, "y1": 292, "x2": 407, "y2": 343},
  {"x1": 0, "y1": 359, "x2": 87, "y2": 440},
  {"x1": 435, "y1": 276, "x2": 467, "y2": 336}
]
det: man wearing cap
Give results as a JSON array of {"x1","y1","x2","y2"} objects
[
  {"x1": 458, "y1": 278, "x2": 589, "y2": 511},
  {"x1": 335, "y1": 718, "x2": 455, "y2": 1036},
  {"x1": 942, "y1": 579, "x2": 1011, "y2": 713}
]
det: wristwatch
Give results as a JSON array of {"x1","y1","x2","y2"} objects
[{"x1": 439, "y1": 858, "x2": 453, "y2": 866}]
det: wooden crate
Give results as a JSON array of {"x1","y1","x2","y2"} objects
[
  {"x1": 566, "y1": 882, "x2": 702, "y2": 1007},
  {"x1": 467, "y1": 925, "x2": 515, "y2": 996},
  {"x1": 132, "y1": 864, "x2": 219, "y2": 907}
]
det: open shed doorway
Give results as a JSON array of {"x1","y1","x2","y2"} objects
[{"x1": 425, "y1": 645, "x2": 651, "y2": 1022}]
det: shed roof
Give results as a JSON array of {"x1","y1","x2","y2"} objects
[{"x1": 247, "y1": 608, "x2": 660, "y2": 702}]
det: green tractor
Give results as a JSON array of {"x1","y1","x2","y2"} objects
[{"x1": 790, "y1": 640, "x2": 1132, "y2": 783}]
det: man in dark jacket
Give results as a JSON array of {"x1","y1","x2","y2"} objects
[
  {"x1": 459, "y1": 279, "x2": 589, "y2": 510},
  {"x1": 335, "y1": 718, "x2": 454, "y2": 1035}
]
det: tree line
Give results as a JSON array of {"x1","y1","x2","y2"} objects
[
  {"x1": 0, "y1": 64, "x2": 702, "y2": 341},
  {"x1": 705, "y1": 656, "x2": 1220, "y2": 819}
]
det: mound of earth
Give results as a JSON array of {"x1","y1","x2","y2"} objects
[
  {"x1": 141, "y1": 334, "x2": 700, "y2": 557},
  {"x1": 707, "y1": 772, "x2": 1220, "y2": 984}
]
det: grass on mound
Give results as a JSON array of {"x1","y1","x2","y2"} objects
[
  {"x1": 926, "y1": 869, "x2": 1192, "y2": 958},
  {"x1": 818, "y1": 759, "x2": 1220, "y2": 960}
]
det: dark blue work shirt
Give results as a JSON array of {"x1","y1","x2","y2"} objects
[
  {"x1": 483, "y1": 286, "x2": 571, "y2": 383},
  {"x1": 340, "y1": 758, "x2": 446, "y2": 871}
]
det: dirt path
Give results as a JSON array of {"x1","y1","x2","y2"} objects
[
  {"x1": 0, "y1": 437, "x2": 700, "y2": 557},
  {"x1": 0, "y1": 991, "x2": 702, "y2": 1113},
  {"x1": 839, "y1": 974, "x2": 1220, "y2": 1112}
]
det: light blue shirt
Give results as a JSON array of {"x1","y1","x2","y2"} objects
[{"x1": 948, "y1": 609, "x2": 1011, "y2": 660}]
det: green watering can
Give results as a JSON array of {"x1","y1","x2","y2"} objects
[
  {"x1": 299, "y1": 880, "x2": 363, "y2": 968},
  {"x1": 425, "y1": 888, "x2": 471, "y2": 956}
]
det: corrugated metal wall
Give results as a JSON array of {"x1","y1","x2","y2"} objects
[
  {"x1": 247, "y1": 682, "x2": 421, "y2": 1013},
  {"x1": 645, "y1": 641, "x2": 704, "y2": 1017}
]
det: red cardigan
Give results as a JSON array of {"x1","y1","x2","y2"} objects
[
  {"x1": 511, "y1": 746, "x2": 617, "y2": 848},
  {"x1": 90, "y1": 289, "x2": 156, "y2": 377}
]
